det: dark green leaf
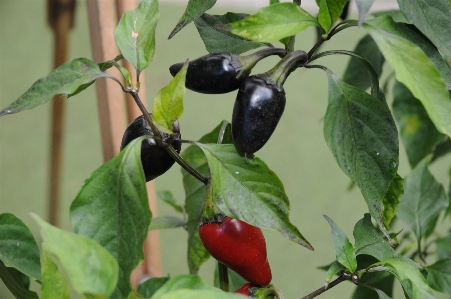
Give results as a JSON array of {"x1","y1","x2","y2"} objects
[
  {"x1": 356, "y1": 0, "x2": 375, "y2": 26},
  {"x1": 32, "y1": 214, "x2": 118, "y2": 297},
  {"x1": 323, "y1": 70, "x2": 399, "y2": 235},
  {"x1": 364, "y1": 16, "x2": 451, "y2": 138},
  {"x1": 382, "y1": 174, "x2": 403, "y2": 228},
  {"x1": 137, "y1": 277, "x2": 170, "y2": 299},
  {"x1": 427, "y1": 258, "x2": 451, "y2": 294},
  {"x1": 325, "y1": 261, "x2": 345, "y2": 284},
  {"x1": 343, "y1": 34, "x2": 385, "y2": 91},
  {"x1": 152, "y1": 62, "x2": 187, "y2": 134},
  {"x1": 397, "y1": 0, "x2": 451, "y2": 58},
  {"x1": 317, "y1": 0, "x2": 349, "y2": 32},
  {"x1": 0, "y1": 58, "x2": 111, "y2": 117},
  {"x1": 157, "y1": 190, "x2": 183, "y2": 213},
  {"x1": 214, "y1": 264, "x2": 247, "y2": 292},
  {"x1": 198, "y1": 143, "x2": 313, "y2": 249},
  {"x1": 397, "y1": 157, "x2": 448, "y2": 242},
  {"x1": 70, "y1": 137, "x2": 151, "y2": 298},
  {"x1": 114, "y1": 0, "x2": 159, "y2": 73},
  {"x1": 151, "y1": 274, "x2": 215, "y2": 299},
  {"x1": 194, "y1": 13, "x2": 267, "y2": 54},
  {"x1": 436, "y1": 235, "x2": 451, "y2": 260},
  {"x1": 41, "y1": 249, "x2": 70, "y2": 299},
  {"x1": 324, "y1": 215, "x2": 357, "y2": 272},
  {"x1": 0, "y1": 261, "x2": 38, "y2": 299},
  {"x1": 0, "y1": 213, "x2": 41, "y2": 282},
  {"x1": 168, "y1": 0, "x2": 216, "y2": 39},
  {"x1": 181, "y1": 121, "x2": 232, "y2": 274},
  {"x1": 431, "y1": 138, "x2": 451, "y2": 164},
  {"x1": 217, "y1": 3, "x2": 319, "y2": 43},
  {"x1": 148, "y1": 216, "x2": 185, "y2": 230},
  {"x1": 371, "y1": 10, "x2": 409, "y2": 23},
  {"x1": 352, "y1": 255, "x2": 394, "y2": 299}
]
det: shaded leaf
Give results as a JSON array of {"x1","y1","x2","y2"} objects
[
  {"x1": 198, "y1": 143, "x2": 313, "y2": 249},
  {"x1": 41, "y1": 250, "x2": 70, "y2": 299},
  {"x1": 356, "y1": 0, "x2": 375, "y2": 26},
  {"x1": 114, "y1": 0, "x2": 159, "y2": 73},
  {"x1": 148, "y1": 216, "x2": 185, "y2": 230},
  {"x1": 0, "y1": 261, "x2": 38, "y2": 299},
  {"x1": 217, "y1": 3, "x2": 319, "y2": 43},
  {"x1": 427, "y1": 258, "x2": 451, "y2": 294},
  {"x1": 214, "y1": 264, "x2": 247, "y2": 292},
  {"x1": 382, "y1": 174, "x2": 403, "y2": 228},
  {"x1": 157, "y1": 190, "x2": 183, "y2": 213},
  {"x1": 195, "y1": 13, "x2": 267, "y2": 54},
  {"x1": 317, "y1": 0, "x2": 349, "y2": 32},
  {"x1": 436, "y1": 235, "x2": 451, "y2": 260},
  {"x1": 168, "y1": 0, "x2": 216, "y2": 39},
  {"x1": 137, "y1": 277, "x2": 170, "y2": 299},
  {"x1": 324, "y1": 215, "x2": 357, "y2": 272},
  {"x1": 151, "y1": 274, "x2": 215, "y2": 299},
  {"x1": 70, "y1": 137, "x2": 151, "y2": 298},
  {"x1": 0, "y1": 58, "x2": 110, "y2": 117},
  {"x1": 352, "y1": 255, "x2": 394, "y2": 299},
  {"x1": 371, "y1": 10, "x2": 409, "y2": 23}
]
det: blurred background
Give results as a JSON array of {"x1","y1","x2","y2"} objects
[{"x1": 1, "y1": 0, "x2": 449, "y2": 298}]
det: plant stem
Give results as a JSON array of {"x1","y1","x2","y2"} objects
[
  {"x1": 300, "y1": 273, "x2": 352, "y2": 299},
  {"x1": 218, "y1": 262, "x2": 229, "y2": 292}
]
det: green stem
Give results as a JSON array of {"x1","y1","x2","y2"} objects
[
  {"x1": 301, "y1": 273, "x2": 352, "y2": 299},
  {"x1": 218, "y1": 262, "x2": 229, "y2": 292},
  {"x1": 265, "y1": 50, "x2": 308, "y2": 86}
]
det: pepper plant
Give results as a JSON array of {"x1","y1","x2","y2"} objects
[{"x1": 1, "y1": 0, "x2": 451, "y2": 298}]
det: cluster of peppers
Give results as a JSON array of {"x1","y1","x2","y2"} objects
[{"x1": 120, "y1": 47, "x2": 308, "y2": 297}]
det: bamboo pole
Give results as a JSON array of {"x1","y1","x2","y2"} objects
[{"x1": 47, "y1": 0, "x2": 76, "y2": 226}]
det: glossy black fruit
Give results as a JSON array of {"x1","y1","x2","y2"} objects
[{"x1": 120, "y1": 115, "x2": 181, "y2": 182}]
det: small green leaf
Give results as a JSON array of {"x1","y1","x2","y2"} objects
[
  {"x1": 397, "y1": 157, "x2": 448, "y2": 242},
  {"x1": 148, "y1": 216, "x2": 185, "y2": 230},
  {"x1": 317, "y1": 0, "x2": 349, "y2": 32},
  {"x1": 114, "y1": 0, "x2": 159, "y2": 73},
  {"x1": 198, "y1": 143, "x2": 313, "y2": 250},
  {"x1": 214, "y1": 264, "x2": 247, "y2": 292},
  {"x1": 194, "y1": 13, "x2": 267, "y2": 54},
  {"x1": 356, "y1": 0, "x2": 375, "y2": 26},
  {"x1": 382, "y1": 174, "x2": 403, "y2": 228},
  {"x1": 168, "y1": 0, "x2": 216, "y2": 39},
  {"x1": 151, "y1": 274, "x2": 215, "y2": 299},
  {"x1": 0, "y1": 261, "x2": 38, "y2": 299},
  {"x1": 218, "y1": 3, "x2": 319, "y2": 43},
  {"x1": 427, "y1": 258, "x2": 451, "y2": 294},
  {"x1": 364, "y1": 16, "x2": 451, "y2": 138},
  {"x1": 324, "y1": 215, "x2": 357, "y2": 272},
  {"x1": 325, "y1": 261, "x2": 345, "y2": 284},
  {"x1": 137, "y1": 277, "x2": 170, "y2": 299},
  {"x1": 32, "y1": 214, "x2": 119, "y2": 297},
  {"x1": 157, "y1": 190, "x2": 183, "y2": 213},
  {"x1": 0, "y1": 58, "x2": 111, "y2": 117},
  {"x1": 0, "y1": 213, "x2": 41, "y2": 282},
  {"x1": 41, "y1": 250, "x2": 70, "y2": 299},
  {"x1": 70, "y1": 137, "x2": 151, "y2": 298},
  {"x1": 397, "y1": 0, "x2": 451, "y2": 58},
  {"x1": 152, "y1": 62, "x2": 187, "y2": 134}
]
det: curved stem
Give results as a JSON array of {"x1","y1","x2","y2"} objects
[
  {"x1": 265, "y1": 50, "x2": 308, "y2": 86},
  {"x1": 239, "y1": 47, "x2": 287, "y2": 76},
  {"x1": 301, "y1": 273, "x2": 352, "y2": 299}
]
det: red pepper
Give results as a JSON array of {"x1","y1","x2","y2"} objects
[
  {"x1": 198, "y1": 217, "x2": 272, "y2": 286},
  {"x1": 234, "y1": 283, "x2": 256, "y2": 296}
]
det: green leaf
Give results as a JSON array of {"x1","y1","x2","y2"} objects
[
  {"x1": 197, "y1": 143, "x2": 313, "y2": 249},
  {"x1": 397, "y1": 0, "x2": 451, "y2": 58},
  {"x1": 114, "y1": 0, "x2": 159, "y2": 73},
  {"x1": 70, "y1": 137, "x2": 151, "y2": 298},
  {"x1": 356, "y1": 0, "x2": 375, "y2": 26},
  {"x1": 427, "y1": 258, "x2": 451, "y2": 294},
  {"x1": 323, "y1": 215, "x2": 357, "y2": 272},
  {"x1": 397, "y1": 157, "x2": 448, "y2": 242},
  {"x1": 325, "y1": 261, "x2": 345, "y2": 284},
  {"x1": 214, "y1": 264, "x2": 247, "y2": 292},
  {"x1": 148, "y1": 216, "x2": 185, "y2": 230},
  {"x1": 41, "y1": 250, "x2": 70, "y2": 299},
  {"x1": 152, "y1": 62, "x2": 187, "y2": 134},
  {"x1": 393, "y1": 81, "x2": 446, "y2": 168},
  {"x1": 317, "y1": 0, "x2": 349, "y2": 32},
  {"x1": 157, "y1": 190, "x2": 184, "y2": 213},
  {"x1": 137, "y1": 277, "x2": 170, "y2": 299},
  {"x1": 436, "y1": 235, "x2": 451, "y2": 260},
  {"x1": 382, "y1": 174, "x2": 403, "y2": 228},
  {"x1": 181, "y1": 121, "x2": 233, "y2": 274},
  {"x1": 343, "y1": 34, "x2": 385, "y2": 91},
  {"x1": 217, "y1": 3, "x2": 319, "y2": 43},
  {"x1": 0, "y1": 261, "x2": 38, "y2": 299},
  {"x1": 168, "y1": 0, "x2": 216, "y2": 39},
  {"x1": 0, "y1": 213, "x2": 41, "y2": 282},
  {"x1": 352, "y1": 255, "x2": 394, "y2": 299},
  {"x1": 32, "y1": 214, "x2": 118, "y2": 297},
  {"x1": 371, "y1": 10, "x2": 409, "y2": 23},
  {"x1": 323, "y1": 70, "x2": 399, "y2": 235},
  {"x1": 372, "y1": 257, "x2": 435, "y2": 299},
  {"x1": 155, "y1": 289, "x2": 242, "y2": 299},
  {"x1": 0, "y1": 58, "x2": 111, "y2": 117},
  {"x1": 364, "y1": 16, "x2": 451, "y2": 138},
  {"x1": 354, "y1": 214, "x2": 398, "y2": 261},
  {"x1": 150, "y1": 274, "x2": 215, "y2": 299},
  {"x1": 194, "y1": 13, "x2": 267, "y2": 54}
]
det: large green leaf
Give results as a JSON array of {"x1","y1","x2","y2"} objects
[
  {"x1": 197, "y1": 143, "x2": 313, "y2": 249},
  {"x1": 0, "y1": 213, "x2": 41, "y2": 282},
  {"x1": 397, "y1": 0, "x2": 451, "y2": 58},
  {"x1": 194, "y1": 13, "x2": 267, "y2": 54},
  {"x1": 137, "y1": 277, "x2": 170, "y2": 299},
  {"x1": 152, "y1": 62, "x2": 187, "y2": 134},
  {"x1": 181, "y1": 121, "x2": 233, "y2": 274},
  {"x1": 41, "y1": 250, "x2": 70, "y2": 299},
  {"x1": 317, "y1": 0, "x2": 349, "y2": 32},
  {"x1": 397, "y1": 157, "x2": 448, "y2": 242},
  {"x1": 364, "y1": 16, "x2": 451, "y2": 137},
  {"x1": 323, "y1": 70, "x2": 399, "y2": 234},
  {"x1": 218, "y1": 2, "x2": 319, "y2": 43},
  {"x1": 168, "y1": 0, "x2": 216, "y2": 39},
  {"x1": 393, "y1": 81, "x2": 446, "y2": 168},
  {"x1": 32, "y1": 214, "x2": 118, "y2": 298},
  {"x1": 0, "y1": 261, "x2": 38, "y2": 299},
  {"x1": 114, "y1": 0, "x2": 159, "y2": 74},
  {"x1": 70, "y1": 137, "x2": 151, "y2": 298},
  {"x1": 150, "y1": 274, "x2": 216, "y2": 299},
  {"x1": 155, "y1": 289, "x2": 243, "y2": 299},
  {"x1": 356, "y1": 0, "x2": 375, "y2": 26},
  {"x1": 0, "y1": 58, "x2": 111, "y2": 117},
  {"x1": 324, "y1": 215, "x2": 357, "y2": 272},
  {"x1": 427, "y1": 258, "x2": 451, "y2": 294}
]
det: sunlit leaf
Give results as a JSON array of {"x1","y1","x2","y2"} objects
[
  {"x1": 317, "y1": 0, "x2": 349, "y2": 32},
  {"x1": 41, "y1": 250, "x2": 70, "y2": 299}
]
